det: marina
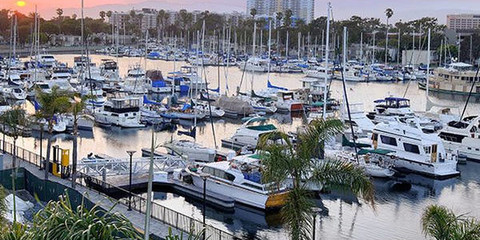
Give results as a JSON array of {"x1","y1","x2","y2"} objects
[{"x1": 1, "y1": 1, "x2": 480, "y2": 239}]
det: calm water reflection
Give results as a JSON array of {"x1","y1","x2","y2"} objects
[{"x1": 10, "y1": 54, "x2": 480, "y2": 239}]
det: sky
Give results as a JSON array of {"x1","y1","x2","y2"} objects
[{"x1": 2, "y1": 0, "x2": 480, "y2": 23}]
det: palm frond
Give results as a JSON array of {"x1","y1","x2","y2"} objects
[
  {"x1": 282, "y1": 186, "x2": 314, "y2": 240},
  {"x1": 311, "y1": 159, "x2": 375, "y2": 206}
]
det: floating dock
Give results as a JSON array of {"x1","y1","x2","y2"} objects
[{"x1": 85, "y1": 172, "x2": 235, "y2": 211}]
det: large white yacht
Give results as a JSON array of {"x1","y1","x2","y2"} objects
[
  {"x1": 371, "y1": 120, "x2": 459, "y2": 178},
  {"x1": 186, "y1": 156, "x2": 289, "y2": 210},
  {"x1": 438, "y1": 116, "x2": 480, "y2": 162},
  {"x1": 94, "y1": 97, "x2": 145, "y2": 128}
]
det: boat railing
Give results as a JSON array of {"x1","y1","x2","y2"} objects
[{"x1": 0, "y1": 139, "x2": 239, "y2": 240}]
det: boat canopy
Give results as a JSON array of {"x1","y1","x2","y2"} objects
[
  {"x1": 246, "y1": 124, "x2": 277, "y2": 131},
  {"x1": 341, "y1": 135, "x2": 372, "y2": 148},
  {"x1": 357, "y1": 148, "x2": 395, "y2": 156}
]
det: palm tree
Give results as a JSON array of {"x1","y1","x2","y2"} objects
[
  {"x1": 258, "y1": 119, "x2": 375, "y2": 240},
  {"x1": 56, "y1": 8, "x2": 63, "y2": 20},
  {"x1": 99, "y1": 11, "x2": 106, "y2": 21},
  {"x1": 250, "y1": 8, "x2": 257, "y2": 20},
  {"x1": 422, "y1": 205, "x2": 480, "y2": 240},
  {"x1": 284, "y1": 9, "x2": 293, "y2": 28},
  {"x1": 0, "y1": 108, "x2": 29, "y2": 224},
  {"x1": 384, "y1": 8, "x2": 394, "y2": 64},
  {"x1": 69, "y1": 95, "x2": 89, "y2": 188},
  {"x1": 35, "y1": 86, "x2": 72, "y2": 180}
]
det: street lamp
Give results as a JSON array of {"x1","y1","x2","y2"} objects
[
  {"x1": 127, "y1": 150, "x2": 136, "y2": 211},
  {"x1": 312, "y1": 207, "x2": 322, "y2": 240},
  {"x1": 200, "y1": 173, "x2": 209, "y2": 240}
]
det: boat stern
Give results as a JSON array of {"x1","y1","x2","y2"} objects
[{"x1": 265, "y1": 191, "x2": 289, "y2": 210}]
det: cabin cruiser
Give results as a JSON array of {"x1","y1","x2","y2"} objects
[
  {"x1": 239, "y1": 57, "x2": 269, "y2": 72},
  {"x1": 367, "y1": 97, "x2": 442, "y2": 132},
  {"x1": 185, "y1": 156, "x2": 289, "y2": 210},
  {"x1": 164, "y1": 140, "x2": 217, "y2": 162},
  {"x1": 303, "y1": 66, "x2": 334, "y2": 79},
  {"x1": 192, "y1": 101, "x2": 225, "y2": 118},
  {"x1": 275, "y1": 91, "x2": 304, "y2": 112},
  {"x1": 0, "y1": 87, "x2": 27, "y2": 100},
  {"x1": 331, "y1": 150, "x2": 395, "y2": 178},
  {"x1": 50, "y1": 67, "x2": 72, "y2": 81},
  {"x1": 38, "y1": 54, "x2": 57, "y2": 68},
  {"x1": 438, "y1": 116, "x2": 480, "y2": 161},
  {"x1": 419, "y1": 62, "x2": 480, "y2": 96},
  {"x1": 122, "y1": 66, "x2": 149, "y2": 94},
  {"x1": 341, "y1": 102, "x2": 375, "y2": 134},
  {"x1": 370, "y1": 120, "x2": 459, "y2": 178},
  {"x1": 31, "y1": 116, "x2": 68, "y2": 133},
  {"x1": 93, "y1": 97, "x2": 145, "y2": 128},
  {"x1": 367, "y1": 97, "x2": 415, "y2": 122},
  {"x1": 222, "y1": 117, "x2": 277, "y2": 149},
  {"x1": 100, "y1": 59, "x2": 120, "y2": 82}
]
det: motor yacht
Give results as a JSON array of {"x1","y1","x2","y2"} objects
[{"x1": 438, "y1": 116, "x2": 480, "y2": 162}]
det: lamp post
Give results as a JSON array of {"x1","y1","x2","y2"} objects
[
  {"x1": 200, "y1": 173, "x2": 209, "y2": 240},
  {"x1": 312, "y1": 207, "x2": 322, "y2": 240},
  {"x1": 2, "y1": 124, "x2": 5, "y2": 153},
  {"x1": 126, "y1": 150, "x2": 136, "y2": 211},
  {"x1": 39, "y1": 123, "x2": 43, "y2": 170}
]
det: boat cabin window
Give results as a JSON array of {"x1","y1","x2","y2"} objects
[
  {"x1": 439, "y1": 132, "x2": 465, "y2": 143},
  {"x1": 403, "y1": 143, "x2": 420, "y2": 154},
  {"x1": 470, "y1": 126, "x2": 477, "y2": 133},
  {"x1": 424, "y1": 146, "x2": 431, "y2": 154},
  {"x1": 202, "y1": 167, "x2": 235, "y2": 181},
  {"x1": 380, "y1": 135, "x2": 397, "y2": 146}
]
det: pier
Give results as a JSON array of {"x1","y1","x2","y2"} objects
[{"x1": 0, "y1": 140, "x2": 238, "y2": 240}]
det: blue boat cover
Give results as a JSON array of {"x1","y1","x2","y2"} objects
[
  {"x1": 267, "y1": 80, "x2": 288, "y2": 91},
  {"x1": 143, "y1": 95, "x2": 163, "y2": 105}
]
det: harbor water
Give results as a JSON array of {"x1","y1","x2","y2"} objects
[{"x1": 10, "y1": 54, "x2": 480, "y2": 239}]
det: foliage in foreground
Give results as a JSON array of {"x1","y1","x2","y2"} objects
[
  {"x1": 258, "y1": 119, "x2": 375, "y2": 240},
  {"x1": 0, "y1": 191, "x2": 142, "y2": 240},
  {"x1": 422, "y1": 205, "x2": 480, "y2": 240}
]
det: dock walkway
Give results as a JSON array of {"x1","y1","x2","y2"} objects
[{"x1": 2, "y1": 154, "x2": 180, "y2": 239}]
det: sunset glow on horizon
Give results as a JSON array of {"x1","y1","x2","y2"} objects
[{"x1": 16, "y1": 1, "x2": 26, "y2": 7}]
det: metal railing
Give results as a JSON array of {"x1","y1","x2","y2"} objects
[{"x1": 0, "y1": 139, "x2": 238, "y2": 240}]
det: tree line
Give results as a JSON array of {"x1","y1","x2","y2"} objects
[{"x1": 1, "y1": 7, "x2": 479, "y2": 62}]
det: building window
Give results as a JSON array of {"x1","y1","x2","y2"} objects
[{"x1": 380, "y1": 135, "x2": 397, "y2": 146}]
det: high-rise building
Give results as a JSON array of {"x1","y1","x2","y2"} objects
[
  {"x1": 246, "y1": 0, "x2": 315, "y2": 23},
  {"x1": 447, "y1": 14, "x2": 480, "y2": 31}
]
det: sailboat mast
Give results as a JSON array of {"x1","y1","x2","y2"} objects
[
  {"x1": 13, "y1": 14, "x2": 17, "y2": 59},
  {"x1": 425, "y1": 28, "x2": 431, "y2": 104},
  {"x1": 342, "y1": 26, "x2": 359, "y2": 161},
  {"x1": 33, "y1": 5, "x2": 38, "y2": 82},
  {"x1": 267, "y1": 19, "x2": 272, "y2": 83},
  {"x1": 323, "y1": 2, "x2": 331, "y2": 120}
]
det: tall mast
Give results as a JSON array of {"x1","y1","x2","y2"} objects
[
  {"x1": 267, "y1": 19, "x2": 272, "y2": 83},
  {"x1": 425, "y1": 28, "x2": 431, "y2": 109},
  {"x1": 323, "y1": 2, "x2": 331, "y2": 120}
]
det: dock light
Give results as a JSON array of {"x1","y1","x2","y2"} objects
[{"x1": 16, "y1": 1, "x2": 26, "y2": 7}]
